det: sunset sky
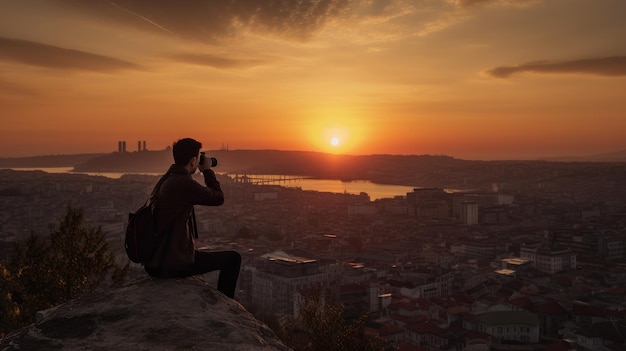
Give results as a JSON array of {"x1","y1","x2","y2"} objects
[{"x1": 1, "y1": 0, "x2": 625, "y2": 160}]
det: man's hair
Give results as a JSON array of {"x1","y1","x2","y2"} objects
[{"x1": 172, "y1": 138, "x2": 202, "y2": 165}]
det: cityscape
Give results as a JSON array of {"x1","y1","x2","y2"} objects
[
  {"x1": 1, "y1": 154, "x2": 625, "y2": 350},
  {"x1": 2, "y1": 1, "x2": 626, "y2": 349}
]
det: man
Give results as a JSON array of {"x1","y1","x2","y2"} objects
[{"x1": 144, "y1": 138, "x2": 241, "y2": 299}]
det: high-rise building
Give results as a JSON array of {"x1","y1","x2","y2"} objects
[
  {"x1": 117, "y1": 141, "x2": 127, "y2": 153},
  {"x1": 460, "y1": 201, "x2": 478, "y2": 225},
  {"x1": 137, "y1": 140, "x2": 147, "y2": 152}
]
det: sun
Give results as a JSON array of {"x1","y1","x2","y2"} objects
[{"x1": 304, "y1": 109, "x2": 368, "y2": 154}]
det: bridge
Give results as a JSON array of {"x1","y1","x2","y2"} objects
[{"x1": 228, "y1": 174, "x2": 312, "y2": 185}]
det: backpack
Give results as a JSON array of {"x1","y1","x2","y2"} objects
[{"x1": 125, "y1": 173, "x2": 170, "y2": 264}]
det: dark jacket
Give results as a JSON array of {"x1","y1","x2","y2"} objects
[{"x1": 145, "y1": 164, "x2": 224, "y2": 270}]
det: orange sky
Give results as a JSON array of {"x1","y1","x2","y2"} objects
[{"x1": 1, "y1": 0, "x2": 625, "y2": 160}]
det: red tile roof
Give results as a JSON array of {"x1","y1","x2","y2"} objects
[
  {"x1": 389, "y1": 301, "x2": 419, "y2": 312},
  {"x1": 509, "y1": 296, "x2": 566, "y2": 315},
  {"x1": 572, "y1": 303, "x2": 607, "y2": 317},
  {"x1": 545, "y1": 340, "x2": 574, "y2": 351},
  {"x1": 397, "y1": 342, "x2": 427, "y2": 351},
  {"x1": 374, "y1": 324, "x2": 404, "y2": 336},
  {"x1": 407, "y1": 321, "x2": 445, "y2": 335}
]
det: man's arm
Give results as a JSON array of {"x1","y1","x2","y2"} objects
[{"x1": 185, "y1": 169, "x2": 224, "y2": 206}]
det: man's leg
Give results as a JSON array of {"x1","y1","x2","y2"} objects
[{"x1": 187, "y1": 250, "x2": 241, "y2": 299}]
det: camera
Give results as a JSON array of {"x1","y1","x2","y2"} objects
[{"x1": 199, "y1": 152, "x2": 218, "y2": 168}]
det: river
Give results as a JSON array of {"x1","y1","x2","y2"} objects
[{"x1": 8, "y1": 167, "x2": 421, "y2": 200}]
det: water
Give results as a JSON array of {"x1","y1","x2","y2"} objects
[
  {"x1": 9, "y1": 167, "x2": 74, "y2": 173},
  {"x1": 7, "y1": 167, "x2": 418, "y2": 200},
  {"x1": 239, "y1": 176, "x2": 417, "y2": 200}
]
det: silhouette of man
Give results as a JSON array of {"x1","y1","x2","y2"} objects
[{"x1": 144, "y1": 138, "x2": 240, "y2": 299}]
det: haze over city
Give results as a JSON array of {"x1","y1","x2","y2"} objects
[{"x1": 1, "y1": 0, "x2": 625, "y2": 160}]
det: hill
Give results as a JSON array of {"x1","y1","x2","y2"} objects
[
  {"x1": 540, "y1": 149, "x2": 626, "y2": 162},
  {"x1": 0, "y1": 153, "x2": 105, "y2": 168},
  {"x1": 4, "y1": 149, "x2": 626, "y2": 192},
  {"x1": 71, "y1": 149, "x2": 468, "y2": 185}
]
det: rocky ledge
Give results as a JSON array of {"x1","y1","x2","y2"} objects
[{"x1": 0, "y1": 276, "x2": 291, "y2": 351}]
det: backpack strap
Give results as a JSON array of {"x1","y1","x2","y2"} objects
[
  {"x1": 147, "y1": 172, "x2": 171, "y2": 206},
  {"x1": 190, "y1": 207, "x2": 199, "y2": 239},
  {"x1": 145, "y1": 172, "x2": 173, "y2": 266}
]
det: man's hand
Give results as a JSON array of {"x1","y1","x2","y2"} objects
[{"x1": 198, "y1": 161, "x2": 211, "y2": 173}]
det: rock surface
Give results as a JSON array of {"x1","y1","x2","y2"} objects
[{"x1": 0, "y1": 276, "x2": 292, "y2": 351}]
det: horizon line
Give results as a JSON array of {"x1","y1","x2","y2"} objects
[{"x1": 2, "y1": 147, "x2": 626, "y2": 163}]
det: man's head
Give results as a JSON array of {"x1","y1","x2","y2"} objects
[{"x1": 172, "y1": 138, "x2": 202, "y2": 170}]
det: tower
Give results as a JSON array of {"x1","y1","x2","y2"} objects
[
  {"x1": 460, "y1": 201, "x2": 479, "y2": 225},
  {"x1": 117, "y1": 141, "x2": 127, "y2": 153}
]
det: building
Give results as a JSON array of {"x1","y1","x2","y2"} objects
[
  {"x1": 598, "y1": 234, "x2": 625, "y2": 261},
  {"x1": 406, "y1": 188, "x2": 451, "y2": 220},
  {"x1": 479, "y1": 205, "x2": 509, "y2": 225},
  {"x1": 240, "y1": 250, "x2": 337, "y2": 317},
  {"x1": 463, "y1": 311, "x2": 540, "y2": 344},
  {"x1": 501, "y1": 257, "x2": 532, "y2": 273},
  {"x1": 460, "y1": 201, "x2": 479, "y2": 225},
  {"x1": 575, "y1": 321, "x2": 626, "y2": 349},
  {"x1": 508, "y1": 295, "x2": 568, "y2": 338},
  {"x1": 451, "y1": 240, "x2": 499, "y2": 260},
  {"x1": 117, "y1": 141, "x2": 127, "y2": 153},
  {"x1": 520, "y1": 246, "x2": 576, "y2": 274}
]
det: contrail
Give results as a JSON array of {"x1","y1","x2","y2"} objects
[{"x1": 108, "y1": 1, "x2": 173, "y2": 34}]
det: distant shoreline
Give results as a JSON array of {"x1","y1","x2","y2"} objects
[
  {"x1": 4, "y1": 149, "x2": 626, "y2": 193},
  {"x1": 2, "y1": 148, "x2": 626, "y2": 164},
  {"x1": 2, "y1": 167, "x2": 422, "y2": 200},
  {"x1": 0, "y1": 153, "x2": 106, "y2": 168},
  {"x1": 4, "y1": 167, "x2": 160, "y2": 179}
]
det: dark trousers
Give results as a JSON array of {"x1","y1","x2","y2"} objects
[{"x1": 145, "y1": 250, "x2": 241, "y2": 299}]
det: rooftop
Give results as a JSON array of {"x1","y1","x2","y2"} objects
[{"x1": 472, "y1": 311, "x2": 539, "y2": 326}]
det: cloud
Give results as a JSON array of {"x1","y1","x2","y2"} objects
[
  {"x1": 172, "y1": 53, "x2": 267, "y2": 69},
  {"x1": 57, "y1": 1, "x2": 509, "y2": 46},
  {"x1": 404, "y1": 0, "x2": 540, "y2": 38},
  {"x1": 447, "y1": 0, "x2": 540, "y2": 9},
  {"x1": 0, "y1": 77, "x2": 39, "y2": 97},
  {"x1": 0, "y1": 37, "x2": 144, "y2": 73},
  {"x1": 448, "y1": 0, "x2": 495, "y2": 7},
  {"x1": 486, "y1": 56, "x2": 626, "y2": 78},
  {"x1": 58, "y1": 0, "x2": 356, "y2": 43}
]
